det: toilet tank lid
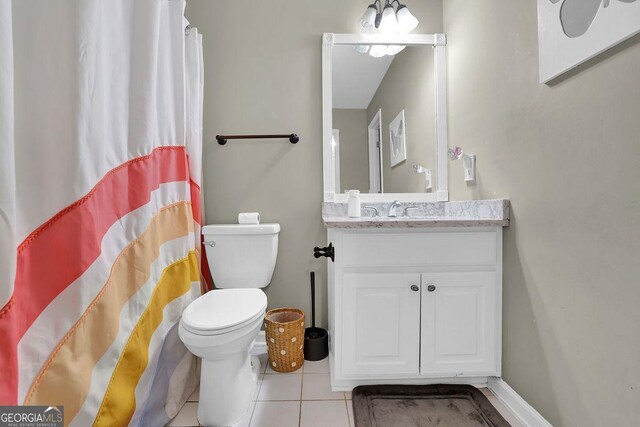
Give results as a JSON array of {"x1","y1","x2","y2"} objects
[{"x1": 202, "y1": 223, "x2": 280, "y2": 236}]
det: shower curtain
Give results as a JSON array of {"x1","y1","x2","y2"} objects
[{"x1": 0, "y1": 1, "x2": 204, "y2": 426}]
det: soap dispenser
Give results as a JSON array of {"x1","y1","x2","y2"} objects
[{"x1": 347, "y1": 190, "x2": 361, "y2": 218}]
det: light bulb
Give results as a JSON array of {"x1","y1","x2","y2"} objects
[
  {"x1": 353, "y1": 45, "x2": 371, "y2": 54},
  {"x1": 386, "y1": 45, "x2": 406, "y2": 55},
  {"x1": 396, "y1": 4, "x2": 419, "y2": 33},
  {"x1": 358, "y1": 4, "x2": 378, "y2": 34},
  {"x1": 369, "y1": 45, "x2": 387, "y2": 58},
  {"x1": 369, "y1": 45, "x2": 388, "y2": 58},
  {"x1": 377, "y1": 4, "x2": 399, "y2": 34}
]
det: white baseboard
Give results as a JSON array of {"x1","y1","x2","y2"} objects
[{"x1": 487, "y1": 377, "x2": 553, "y2": 427}]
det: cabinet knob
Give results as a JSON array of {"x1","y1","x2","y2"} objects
[
  {"x1": 410, "y1": 284, "x2": 419, "y2": 292},
  {"x1": 427, "y1": 285, "x2": 436, "y2": 292}
]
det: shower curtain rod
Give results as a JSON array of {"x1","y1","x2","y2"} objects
[{"x1": 215, "y1": 133, "x2": 299, "y2": 145}]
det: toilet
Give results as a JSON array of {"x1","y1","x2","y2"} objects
[{"x1": 179, "y1": 223, "x2": 280, "y2": 427}]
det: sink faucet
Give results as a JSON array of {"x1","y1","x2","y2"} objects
[
  {"x1": 388, "y1": 200, "x2": 402, "y2": 217},
  {"x1": 362, "y1": 205, "x2": 380, "y2": 217},
  {"x1": 402, "y1": 206, "x2": 420, "y2": 217}
]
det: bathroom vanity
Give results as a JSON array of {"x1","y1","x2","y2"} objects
[
  {"x1": 322, "y1": 200, "x2": 509, "y2": 390},
  {"x1": 320, "y1": 33, "x2": 510, "y2": 390}
]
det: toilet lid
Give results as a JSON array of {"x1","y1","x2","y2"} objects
[{"x1": 182, "y1": 288, "x2": 267, "y2": 333}]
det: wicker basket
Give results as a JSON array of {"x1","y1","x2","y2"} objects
[{"x1": 264, "y1": 308, "x2": 305, "y2": 373}]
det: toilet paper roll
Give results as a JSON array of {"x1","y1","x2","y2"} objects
[{"x1": 238, "y1": 212, "x2": 260, "y2": 224}]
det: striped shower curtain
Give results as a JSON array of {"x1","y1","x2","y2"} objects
[{"x1": 0, "y1": 1, "x2": 204, "y2": 426}]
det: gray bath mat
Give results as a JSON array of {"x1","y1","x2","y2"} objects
[{"x1": 352, "y1": 384, "x2": 511, "y2": 427}]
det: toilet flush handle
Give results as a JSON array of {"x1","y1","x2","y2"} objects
[{"x1": 204, "y1": 241, "x2": 216, "y2": 247}]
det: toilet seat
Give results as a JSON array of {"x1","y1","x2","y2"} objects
[
  {"x1": 181, "y1": 288, "x2": 267, "y2": 336},
  {"x1": 181, "y1": 309, "x2": 265, "y2": 336}
]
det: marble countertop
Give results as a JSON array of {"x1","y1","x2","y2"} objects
[{"x1": 322, "y1": 199, "x2": 510, "y2": 228}]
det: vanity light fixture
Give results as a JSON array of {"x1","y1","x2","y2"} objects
[
  {"x1": 395, "y1": 3, "x2": 420, "y2": 33},
  {"x1": 377, "y1": 2, "x2": 400, "y2": 34},
  {"x1": 357, "y1": 0, "x2": 419, "y2": 57},
  {"x1": 359, "y1": 0, "x2": 418, "y2": 35},
  {"x1": 358, "y1": 3, "x2": 379, "y2": 34},
  {"x1": 368, "y1": 45, "x2": 388, "y2": 58},
  {"x1": 386, "y1": 45, "x2": 406, "y2": 55}
]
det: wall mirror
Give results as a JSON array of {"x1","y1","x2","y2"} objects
[{"x1": 322, "y1": 33, "x2": 448, "y2": 203}]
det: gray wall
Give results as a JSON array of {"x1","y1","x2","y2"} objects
[
  {"x1": 368, "y1": 46, "x2": 437, "y2": 193},
  {"x1": 185, "y1": 0, "x2": 443, "y2": 328},
  {"x1": 333, "y1": 109, "x2": 369, "y2": 192},
  {"x1": 444, "y1": 2, "x2": 640, "y2": 426}
]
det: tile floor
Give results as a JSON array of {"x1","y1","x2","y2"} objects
[{"x1": 167, "y1": 349, "x2": 524, "y2": 427}]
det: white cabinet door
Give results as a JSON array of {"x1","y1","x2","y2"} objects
[
  {"x1": 420, "y1": 272, "x2": 498, "y2": 375},
  {"x1": 342, "y1": 273, "x2": 421, "y2": 376}
]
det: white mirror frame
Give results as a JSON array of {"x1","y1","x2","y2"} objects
[{"x1": 322, "y1": 33, "x2": 449, "y2": 203}]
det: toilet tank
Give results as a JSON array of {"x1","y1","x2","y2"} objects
[{"x1": 202, "y1": 224, "x2": 280, "y2": 288}]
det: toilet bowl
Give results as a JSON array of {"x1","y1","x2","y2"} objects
[
  {"x1": 179, "y1": 223, "x2": 279, "y2": 426},
  {"x1": 179, "y1": 289, "x2": 267, "y2": 426}
]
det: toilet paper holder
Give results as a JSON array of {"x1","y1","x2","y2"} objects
[{"x1": 313, "y1": 243, "x2": 335, "y2": 262}]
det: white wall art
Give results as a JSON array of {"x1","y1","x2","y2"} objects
[
  {"x1": 537, "y1": 0, "x2": 640, "y2": 83},
  {"x1": 389, "y1": 110, "x2": 407, "y2": 167}
]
